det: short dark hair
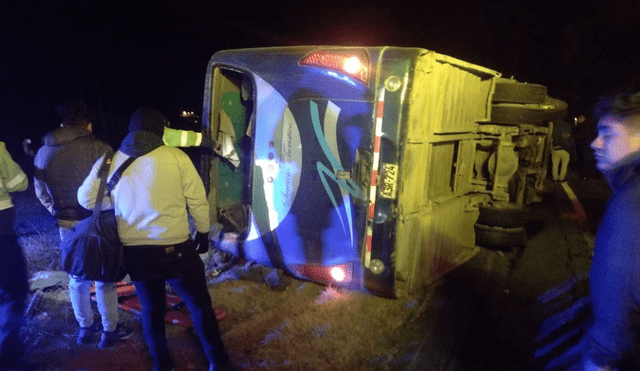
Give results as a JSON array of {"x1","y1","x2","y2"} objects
[
  {"x1": 594, "y1": 90, "x2": 640, "y2": 122},
  {"x1": 128, "y1": 107, "x2": 169, "y2": 136},
  {"x1": 55, "y1": 100, "x2": 95, "y2": 127}
]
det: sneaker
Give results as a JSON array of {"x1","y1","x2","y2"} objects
[
  {"x1": 98, "y1": 324, "x2": 134, "y2": 349},
  {"x1": 77, "y1": 322, "x2": 101, "y2": 345}
]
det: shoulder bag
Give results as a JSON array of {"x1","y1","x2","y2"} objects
[{"x1": 61, "y1": 152, "x2": 135, "y2": 282}]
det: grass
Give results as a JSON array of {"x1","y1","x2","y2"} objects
[
  {"x1": 19, "y1": 227, "x2": 62, "y2": 276},
  {"x1": 12, "y1": 186, "x2": 426, "y2": 371},
  {"x1": 11, "y1": 182, "x2": 61, "y2": 276}
]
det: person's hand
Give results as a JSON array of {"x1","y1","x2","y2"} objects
[
  {"x1": 195, "y1": 231, "x2": 210, "y2": 254},
  {"x1": 23, "y1": 139, "x2": 35, "y2": 157},
  {"x1": 201, "y1": 137, "x2": 222, "y2": 155}
]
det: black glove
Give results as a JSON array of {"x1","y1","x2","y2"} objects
[{"x1": 195, "y1": 232, "x2": 210, "y2": 254}]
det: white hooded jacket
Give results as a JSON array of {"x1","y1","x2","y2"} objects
[{"x1": 78, "y1": 131, "x2": 209, "y2": 246}]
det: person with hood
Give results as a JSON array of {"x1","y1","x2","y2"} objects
[
  {"x1": 33, "y1": 101, "x2": 133, "y2": 348},
  {"x1": 0, "y1": 141, "x2": 29, "y2": 370},
  {"x1": 78, "y1": 107, "x2": 231, "y2": 371},
  {"x1": 582, "y1": 89, "x2": 640, "y2": 371}
]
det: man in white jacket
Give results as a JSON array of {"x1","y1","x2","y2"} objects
[{"x1": 78, "y1": 107, "x2": 231, "y2": 371}]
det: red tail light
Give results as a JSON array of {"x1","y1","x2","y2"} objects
[
  {"x1": 291, "y1": 263, "x2": 353, "y2": 284},
  {"x1": 300, "y1": 50, "x2": 370, "y2": 84}
]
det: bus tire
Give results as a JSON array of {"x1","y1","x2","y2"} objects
[
  {"x1": 541, "y1": 97, "x2": 569, "y2": 121},
  {"x1": 490, "y1": 96, "x2": 569, "y2": 125},
  {"x1": 478, "y1": 204, "x2": 530, "y2": 228},
  {"x1": 474, "y1": 224, "x2": 526, "y2": 251},
  {"x1": 490, "y1": 104, "x2": 546, "y2": 125},
  {"x1": 493, "y1": 78, "x2": 547, "y2": 104}
]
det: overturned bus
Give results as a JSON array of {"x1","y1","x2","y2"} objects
[{"x1": 199, "y1": 46, "x2": 567, "y2": 298}]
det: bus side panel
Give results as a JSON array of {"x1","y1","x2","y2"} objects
[
  {"x1": 394, "y1": 52, "x2": 498, "y2": 296},
  {"x1": 395, "y1": 196, "x2": 479, "y2": 296},
  {"x1": 405, "y1": 52, "x2": 495, "y2": 138}
]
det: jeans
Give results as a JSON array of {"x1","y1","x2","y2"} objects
[
  {"x1": 59, "y1": 219, "x2": 119, "y2": 331},
  {"x1": 124, "y1": 241, "x2": 228, "y2": 369},
  {"x1": 0, "y1": 208, "x2": 28, "y2": 368}
]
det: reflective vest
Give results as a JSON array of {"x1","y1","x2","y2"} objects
[
  {"x1": 0, "y1": 141, "x2": 28, "y2": 210},
  {"x1": 163, "y1": 127, "x2": 205, "y2": 147}
]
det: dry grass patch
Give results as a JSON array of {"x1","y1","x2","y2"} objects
[
  {"x1": 211, "y1": 279, "x2": 422, "y2": 371},
  {"x1": 19, "y1": 227, "x2": 61, "y2": 276}
]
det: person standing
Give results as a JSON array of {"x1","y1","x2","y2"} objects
[
  {"x1": 0, "y1": 141, "x2": 29, "y2": 370},
  {"x1": 551, "y1": 118, "x2": 577, "y2": 182},
  {"x1": 78, "y1": 107, "x2": 231, "y2": 371},
  {"x1": 582, "y1": 89, "x2": 640, "y2": 371},
  {"x1": 33, "y1": 101, "x2": 132, "y2": 348}
]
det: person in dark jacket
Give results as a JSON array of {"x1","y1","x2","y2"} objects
[
  {"x1": 33, "y1": 101, "x2": 132, "y2": 348},
  {"x1": 78, "y1": 107, "x2": 232, "y2": 371},
  {"x1": 582, "y1": 90, "x2": 640, "y2": 371},
  {"x1": 0, "y1": 141, "x2": 30, "y2": 371}
]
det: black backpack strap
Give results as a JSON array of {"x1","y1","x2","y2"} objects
[{"x1": 106, "y1": 155, "x2": 137, "y2": 192}]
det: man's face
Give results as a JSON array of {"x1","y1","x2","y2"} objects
[{"x1": 591, "y1": 114, "x2": 640, "y2": 172}]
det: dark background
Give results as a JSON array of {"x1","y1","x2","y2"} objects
[{"x1": 2, "y1": 0, "x2": 640, "y2": 158}]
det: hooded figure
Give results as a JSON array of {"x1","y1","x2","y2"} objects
[
  {"x1": 129, "y1": 107, "x2": 170, "y2": 136},
  {"x1": 119, "y1": 107, "x2": 167, "y2": 158},
  {"x1": 78, "y1": 107, "x2": 231, "y2": 371}
]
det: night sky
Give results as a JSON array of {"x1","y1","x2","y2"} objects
[{"x1": 2, "y1": 0, "x2": 640, "y2": 159}]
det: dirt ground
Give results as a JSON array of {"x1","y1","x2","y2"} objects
[
  {"x1": 11, "y1": 173, "x2": 605, "y2": 371},
  {"x1": 12, "y1": 180, "x2": 431, "y2": 371},
  {"x1": 22, "y1": 265, "x2": 429, "y2": 371}
]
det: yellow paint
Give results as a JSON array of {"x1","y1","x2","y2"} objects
[{"x1": 394, "y1": 51, "x2": 498, "y2": 296}]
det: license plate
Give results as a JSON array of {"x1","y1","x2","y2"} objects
[{"x1": 380, "y1": 163, "x2": 398, "y2": 199}]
